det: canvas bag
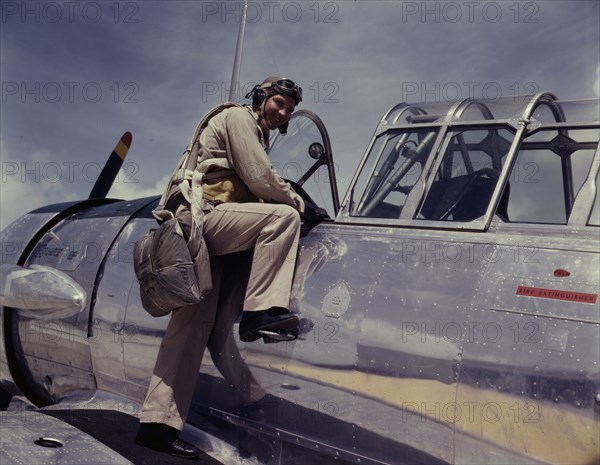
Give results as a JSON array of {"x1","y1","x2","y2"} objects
[
  {"x1": 133, "y1": 217, "x2": 202, "y2": 317},
  {"x1": 134, "y1": 102, "x2": 241, "y2": 317}
]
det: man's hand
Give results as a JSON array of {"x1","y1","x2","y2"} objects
[{"x1": 302, "y1": 201, "x2": 329, "y2": 226}]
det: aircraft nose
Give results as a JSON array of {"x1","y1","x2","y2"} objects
[{"x1": 0, "y1": 264, "x2": 86, "y2": 319}]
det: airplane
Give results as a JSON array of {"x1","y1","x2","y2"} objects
[{"x1": 0, "y1": 91, "x2": 599, "y2": 465}]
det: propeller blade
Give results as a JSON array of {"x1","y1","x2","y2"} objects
[{"x1": 88, "y1": 131, "x2": 132, "y2": 199}]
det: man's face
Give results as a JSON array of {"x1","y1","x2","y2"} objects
[{"x1": 262, "y1": 94, "x2": 296, "y2": 130}]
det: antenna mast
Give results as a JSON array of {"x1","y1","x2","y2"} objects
[{"x1": 228, "y1": 0, "x2": 248, "y2": 102}]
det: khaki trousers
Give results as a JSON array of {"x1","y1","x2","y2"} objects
[
  {"x1": 203, "y1": 202, "x2": 301, "y2": 310},
  {"x1": 140, "y1": 202, "x2": 301, "y2": 430}
]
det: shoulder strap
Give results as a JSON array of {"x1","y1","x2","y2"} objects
[
  {"x1": 153, "y1": 102, "x2": 242, "y2": 223},
  {"x1": 183, "y1": 101, "x2": 242, "y2": 173}
]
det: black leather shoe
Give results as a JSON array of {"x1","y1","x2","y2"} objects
[
  {"x1": 261, "y1": 329, "x2": 298, "y2": 343},
  {"x1": 135, "y1": 423, "x2": 200, "y2": 459},
  {"x1": 261, "y1": 317, "x2": 315, "y2": 343},
  {"x1": 238, "y1": 400, "x2": 267, "y2": 422},
  {"x1": 239, "y1": 307, "x2": 299, "y2": 343},
  {"x1": 238, "y1": 394, "x2": 279, "y2": 421}
]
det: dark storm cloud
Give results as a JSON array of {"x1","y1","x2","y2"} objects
[{"x1": 1, "y1": 0, "x2": 598, "y2": 229}]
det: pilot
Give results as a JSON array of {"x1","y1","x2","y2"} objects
[{"x1": 136, "y1": 77, "x2": 323, "y2": 459}]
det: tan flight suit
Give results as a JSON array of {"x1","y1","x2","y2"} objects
[{"x1": 140, "y1": 105, "x2": 305, "y2": 431}]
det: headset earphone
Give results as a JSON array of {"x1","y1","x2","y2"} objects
[
  {"x1": 246, "y1": 84, "x2": 269, "y2": 107},
  {"x1": 245, "y1": 85, "x2": 288, "y2": 135}
]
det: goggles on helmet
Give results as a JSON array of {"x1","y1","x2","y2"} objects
[{"x1": 261, "y1": 78, "x2": 303, "y2": 104}]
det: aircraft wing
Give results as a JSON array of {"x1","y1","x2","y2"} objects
[{"x1": 1, "y1": 401, "x2": 224, "y2": 465}]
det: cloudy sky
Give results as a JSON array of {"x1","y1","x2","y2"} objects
[{"x1": 1, "y1": 0, "x2": 599, "y2": 230}]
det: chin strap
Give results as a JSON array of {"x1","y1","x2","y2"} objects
[{"x1": 255, "y1": 95, "x2": 288, "y2": 137}]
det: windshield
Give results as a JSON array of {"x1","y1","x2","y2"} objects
[
  {"x1": 416, "y1": 126, "x2": 514, "y2": 222},
  {"x1": 352, "y1": 129, "x2": 438, "y2": 218},
  {"x1": 268, "y1": 110, "x2": 339, "y2": 217}
]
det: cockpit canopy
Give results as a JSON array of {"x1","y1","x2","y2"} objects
[{"x1": 343, "y1": 93, "x2": 600, "y2": 229}]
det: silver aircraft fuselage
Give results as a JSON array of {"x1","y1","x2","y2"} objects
[{"x1": 1, "y1": 93, "x2": 598, "y2": 465}]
